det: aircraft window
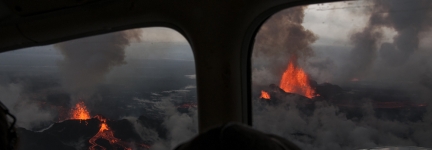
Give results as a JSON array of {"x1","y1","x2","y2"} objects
[
  {"x1": 252, "y1": 0, "x2": 432, "y2": 149},
  {"x1": 0, "y1": 27, "x2": 197, "y2": 149}
]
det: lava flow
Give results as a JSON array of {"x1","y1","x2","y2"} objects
[
  {"x1": 89, "y1": 115, "x2": 136, "y2": 150},
  {"x1": 69, "y1": 101, "x2": 150, "y2": 150},
  {"x1": 279, "y1": 56, "x2": 315, "y2": 98},
  {"x1": 260, "y1": 91, "x2": 271, "y2": 100}
]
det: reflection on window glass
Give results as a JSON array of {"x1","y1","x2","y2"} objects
[
  {"x1": 252, "y1": 0, "x2": 432, "y2": 149},
  {"x1": 0, "y1": 27, "x2": 197, "y2": 150}
]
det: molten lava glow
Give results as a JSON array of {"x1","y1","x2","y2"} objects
[
  {"x1": 279, "y1": 57, "x2": 315, "y2": 98},
  {"x1": 70, "y1": 101, "x2": 91, "y2": 120},
  {"x1": 89, "y1": 115, "x2": 145, "y2": 150},
  {"x1": 260, "y1": 91, "x2": 271, "y2": 100},
  {"x1": 69, "y1": 102, "x2": 150, "y2": 150}
]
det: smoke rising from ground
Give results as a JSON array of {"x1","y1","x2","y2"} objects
[
  {"x1": 126, "y1": 97, "x2": 198, "y2": 150},
  {"x1": 253, "y1": 6, "x2": 317, "y2": 86},
  {"x1": 0, "y1": 83, "x2": 54, "y2": 129},
  {"x1": 252, "y1": 1, "x2": 432, "y2": 149},
  {"x1": 341, "y1": 0, "x2": 432, "y2": 81},
  {"x1": 55, "y1": 30, "x2": 142, "y2": 100},
  {"x1": 253, "y1": 96, "x2": 432, "y2": 150},
  {"x1": 306, "y1": 57, "x2": 335, "y2": 83},
  {"x1": 150, "y1": 99, "x2": 197, "y2": 150}
]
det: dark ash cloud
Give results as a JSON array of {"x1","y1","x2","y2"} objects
[
  {"x1": 55, "y1": 30, "x2": 142, "y2": 101},
  {"x1": 253, "y1": 6, "x2": 318, "y2": 86},
  {"x1": 341, "y1": 0, "x2": 432, "y2": 81}
]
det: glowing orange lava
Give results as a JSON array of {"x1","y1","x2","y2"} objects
[
  {"x1": 260, "y1": 91, "x2": 271, "y2": 100},
  {"x1": 69, "y1": 102, "x2": 150, "y2": 150},
  {"x1": 89, "y1": 115, "x2": 137, "y2": 150},
  {"x1": 279, "y1": 56, "x2": 315, "y2": 98},
  {"x1": 70, "y1": 100, "x2": 150, "y2": 150},
  {"x1": 70, "y1": 101, "x2": 91, "y2": 120}
]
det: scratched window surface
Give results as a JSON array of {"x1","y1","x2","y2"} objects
[
  {"x1": 0, "y1": 27, "x2": 197, "y2": 150},
  {"x1": 252, "y1": 0, "x2": 432, "y2": 149}
]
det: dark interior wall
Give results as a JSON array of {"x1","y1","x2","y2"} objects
[{"x1": 0, "y1": 0, "x2": 337, "y2": 132}]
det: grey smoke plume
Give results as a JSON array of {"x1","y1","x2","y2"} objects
[
  {"x1": 55, "y1": 30, "x2": 142, "y2": 99},
  {"x1": 126, "y1": 96, "x2": 198, "y2": 150},
  {"x1": 253, "y1": 96, "x2": 432, "y2": 150},
  {"x1": 307, "y1": 57, "x2": 335, "y2": 83},
  {"x1": 253, "y1": 6, "x2": 317, "y2": 86},
  {"x1": 342, "y1": 0, "x2": 432, "y2": 80},
  {"x1": 0, "y1": 83, "x2": 54, "y2": 129},
  {"x1": 251, "y1": 1, "x2": 432, "y2": 149},
  {"x1": 150, "y1": 98, "x2": 197, "y2": 150}
]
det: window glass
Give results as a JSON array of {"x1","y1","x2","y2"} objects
[
  {"x1": 252, "y1": 0, "x2": 432, "y2": 149},
  {"x1": 0, "y1": 27, "x2": 197, "y2": 150}
]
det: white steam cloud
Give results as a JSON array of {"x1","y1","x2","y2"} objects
[
  {"x1": 126, "y1": 92, "x2": 198, "y2": 150},
  {"x1": 253, "y1": 96, "x2": 432, "y2": 150},
  {"x1": 0, "y1": 83, "x2": 54, "y2": 129}
]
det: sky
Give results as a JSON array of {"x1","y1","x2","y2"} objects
[
  {"x1": 303, "y1": 0, "x2": 432, "y2": 49},
  {"x1": 303, "y1": 1, "x2": 380, "y2": 47}
]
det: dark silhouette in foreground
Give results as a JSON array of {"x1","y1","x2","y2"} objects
[{"x1": 175, "y1": 123, "x2": 301, "y2": 150}]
